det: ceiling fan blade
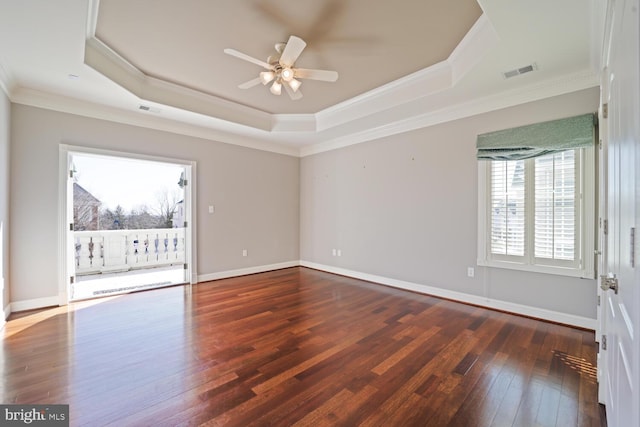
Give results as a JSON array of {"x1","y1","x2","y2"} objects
[
  {"x1": 295, "y1": 68, "x2": 338, "y2": 82},
  {"x1": 279, "y1": 35, "x2": 306, "y2": 67},
  {"x1": 224, "y1": 48, "x2": 274, "y2": 70},
  {"x1": 238, "y1": 77, "x2": 262, "y2": 89},
  {"x1": 284, "y1": 82, "x2": 303, "y2": 100}
]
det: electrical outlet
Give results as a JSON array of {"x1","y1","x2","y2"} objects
[
  {"x1": 208, "y1": 205, "x2": 214, "y2": 214},
  {"x1": 242, "y1": 249, "x2": 248, "y2": 257},
  {"x1": 337, "y1": 249, "x2": 342, "y2": 257},
  {"x1": 467, "y1": 267, "x2": 474, "y2": 277}
]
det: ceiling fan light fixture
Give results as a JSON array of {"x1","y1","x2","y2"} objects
[
  {"x1": 280, "y1": 67, "x2": 294, "y2": 82},
  {"x1": 260, "y1": 71, "x2": 275, "y2": 85},
  {"x1": 270, "y1": 80, "x2": 282, "y2": 95},
  {"x1": 288, "y1": 78, "x2": 302, "y2": 92},
  {"x1": 224, "y1": 35, "x2": 338, "y2": 100}
]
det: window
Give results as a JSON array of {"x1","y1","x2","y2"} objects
[{"x1": 478, "y1": 147, "x2": 595, "y2": 278}]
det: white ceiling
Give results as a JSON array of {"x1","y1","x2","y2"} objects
[{"x1": 0, "y1": 0, "x2": 603, "y2": 156}]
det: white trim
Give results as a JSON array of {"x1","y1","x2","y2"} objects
[
  {"x1": 300, "y1": 71, "x2": 599, "y2": 157},
  {"x1": 83, "y1": 12, "x2": 498, "y2": 135},
  {"x1": 85, "y1": 33, "x2": 273, "y2": 132},
  {"x1": 271, "y1": 114, "x2": 317, "y2": 132},
  {"x1": 299, "y1": 260, "x2": 597, "y2": 330},
  {"x1": 581, "y1": 144, "x2": 597, "y2": 278},
  {"x1": 85, "y1": 0, "x2": 100, "y2": 39},
  {"x1": 6, "y1": 257, "x2": 597, "y2": 329},
  {"x1": 197, "y1": 261, "x2": 300, "y2": 283},
  {"x1": 186, "y1": 162, "x2": 198, "y2": 285},
  {"x1": 58, "y1": 146, "x2": 71, "y2": 304},
  {"x1": 477, "y1": 145, "x2": 596, "y2": 279},
  {"x1": 11, "y1": 87, "x2": 300, "y2": 158},
  {"x1": 316, "y1": 62, "x2": 453, "y2": 132},
  {"x1": 2, "y1": 7, "x2": 598, "y2": 159},
  {"x1": 3, "y1": 303, "x2": 9, "y2": 321},
  {"x1": 448, "y1": 14, "x2": 499, "y2": 84},
  {"x1": 8, "y1": 69, "x2": 596, "y2": 160},
  {"x1": 59, "y1": 144, "x2": 199, "y2": 301},
  {"x1": 10, "y1": 296, "x2": 62, "y2": 313},
  {"x1": 0, "y1": 61, "x2": 13, "y2": 97}
]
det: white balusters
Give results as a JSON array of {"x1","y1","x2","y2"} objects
[{"x1": 74, "y1": 228, "x2": 186, "y2": 276}]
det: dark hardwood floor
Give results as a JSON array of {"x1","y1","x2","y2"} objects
[{"x1": 2, "y1": 267, "x2": 603, "y2": 426}]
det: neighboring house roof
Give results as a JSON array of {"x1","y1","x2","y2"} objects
[{"x1": 73, "y1": 183, "x2": 101, "y2": 205}]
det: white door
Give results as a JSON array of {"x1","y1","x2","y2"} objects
[
  {"x1": 60, "y1": 147, "x2": 196, "y2": 301},
  {"x1": 600, "y1": 0, "x2": 640, "y2": 426}
]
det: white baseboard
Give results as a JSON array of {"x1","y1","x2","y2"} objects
[
  {"x1": 10, "y1": 296, "x2": 61, "y2": 313},
  {"x1": 5, "y1": 261, "x2": 596, "y2": 330},
  {"x1": 6, "y1": 262, "x2": 299, "y2": 313},
  {"x1": 197, "y1": 261, "x2": 300, "y2": 283},
  {"x1": 300, "y1": 260, "x2": 596, "y2": 330},
  {"x1": 1, "y1": 304, "x2": 8, "y2": 329}
]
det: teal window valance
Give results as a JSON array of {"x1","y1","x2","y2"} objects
[{"x1": 476, "y1": 113, "x2": 596, "y2": 161}]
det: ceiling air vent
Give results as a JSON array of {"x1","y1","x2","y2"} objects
[
  {"x1": 138, "y1": 104, "x2": 161, "y2": 113},
  {"x1": 503, "y1": 63, "x2": 537, "y2": 79}
]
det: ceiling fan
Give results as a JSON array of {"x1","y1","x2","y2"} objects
[{"x1": 223, "y1": 35, "x2": 338, "y2": 100}]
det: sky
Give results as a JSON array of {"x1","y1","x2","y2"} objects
[{"x1": 72, "y1": 154, "x2": 184, "y2": 212}]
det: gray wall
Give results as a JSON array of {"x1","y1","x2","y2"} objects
[
  {"x1": 0, "y1": 89, "x2": 9, "y2": 314},
  {"x1": 8, "y1": 87, "x2": 600, "y2": 321},
  {"x1": 10, "y1": 104, "x2": 299, "y2": 303},
  {"x1": 300, "y1": 88, "x2": 599, "y2": 319}
]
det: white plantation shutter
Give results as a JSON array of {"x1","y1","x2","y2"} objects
[
  {"x1": 490, "y1": 160, "x2": 525, "y2": 256},
  {"x1": 534, "y1": 150, "x2": 577, "y2": 262},
  {"x1": 477, "y1": 114, "x2": 595, "y2": 278},
  {"x1": 482, "y1": 148, "x2": 587, "y2": 274}
]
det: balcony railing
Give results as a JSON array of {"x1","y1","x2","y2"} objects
[{"x1": 74, "y1": 228, "x2": 185, "y2": 276}]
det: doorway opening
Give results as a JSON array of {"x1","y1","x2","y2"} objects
[{"x1": 61, "y1": 147, "x2": 195, "y2": 301}]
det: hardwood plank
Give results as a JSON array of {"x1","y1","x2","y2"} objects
[{"x1": 1, "y1": 267, "x2": 605, "y2": 426}]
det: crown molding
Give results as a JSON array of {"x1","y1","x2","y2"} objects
[
  {"x1": 5, "y1": 5, "x2": 599, "y2": 160},
  {"x1": 448, "y1": 14, "x2": 499, "y2": 84},
  {"x1": 10, "y1": 86, "x2": 300, "y2": 157},
  {"x1": 8, "y1": 67, "x2": 598, "y2": 160},
  {"x1": 300, "y1": 69, "x2": 599, "y2": 157},
  {"x1": 85, "y1": 1, "x2": 274, "y2": 131},
  {"x1": 84, "y1": 2, "x2": 500, "y2": 136},
  {"x1": 271, "y1": 114, "x2": 316, "y2": 132},
  {"x1": 314, "y1": 14, "x2": 499, "y2": 133},
  {"x1": 0, "y1": 60, "x2": 14, "y2": 97},
  {"x1": 84, "y1": 38, "x2": 274, "y2": 132},
  {"x1": 316, "y1": 62, "x2": 453, "y2": 133}
]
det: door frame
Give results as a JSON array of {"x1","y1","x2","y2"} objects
[
  {"x1": 58, "y1": 144, "x2": 198, "y2": 304},
  {"x1": 596, "y1": 79, "x2": 608, "y2": 403}
]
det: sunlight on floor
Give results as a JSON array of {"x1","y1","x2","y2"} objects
[
  {"x1": 73, "y1": 266, "x2": 185, "y2": 301},
  {"x1": 2, "y1": 296, "x2": 122, "y2": 338},
  {"x1": 552, "y1": 349, "x2": 598, "y2": 382}
]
